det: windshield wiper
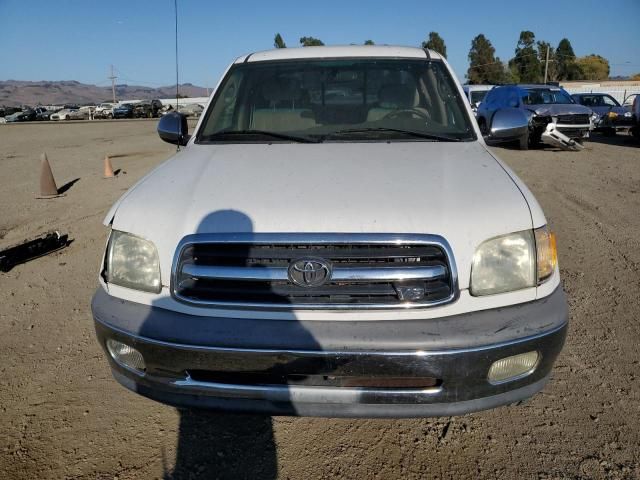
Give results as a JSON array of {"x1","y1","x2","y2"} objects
[
  {"x1": 202, "y1": 129, "x2": 320, "y2": 143},
  {"x1": 321, "y1": 127, "x2": 462, "y2": 142}
]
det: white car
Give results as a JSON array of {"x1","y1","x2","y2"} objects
[
  {"x1": 50, "y1": 108, "x2": 85, "y2": 121},
  {"x1": 177, "y1": 103, "x2": 204, "y2": 117},
  {"x1": 94, "y1": 103, "x2": 116, "y2": 119},
  {"x1": 462, "y1": 84, "x2": 494, "y2": 113},
  {"x1": 92, "y1": 46, "x2": 568, "y2": 417}
]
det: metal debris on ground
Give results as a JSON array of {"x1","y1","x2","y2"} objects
[{"x1": 0, "y1": 231, "x2": 70, "y2": 272}]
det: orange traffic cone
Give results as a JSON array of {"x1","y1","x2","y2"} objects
[
  {"x1": 103, "y1": 155, "x2": 115, "y2": 178},
  {"x1": 37, "y1": 152, "x2": 63, "y2": 199}
]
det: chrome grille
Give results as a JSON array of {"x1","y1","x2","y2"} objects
[
  {"x1": 172, "y1": 234, "x2": 458, "y2": 309},
  {"x1": 556, "y1": 114, "x2": 590, "y2": 125}
]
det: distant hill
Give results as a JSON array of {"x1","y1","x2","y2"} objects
[{"x1": 0, "y1": 80, "x2": 208, "y2": 106}]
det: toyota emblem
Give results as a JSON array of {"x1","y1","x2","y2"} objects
[{"x1": 288, "y1": 258, "x2": 332, "y2": 287}]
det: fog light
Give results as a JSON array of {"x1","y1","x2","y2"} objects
[
  {"x1": 106, "y1": 339, "x2": 146, "y2": 373},
  {"x1": 488, "y1": 351, "x2": 539, "y2": 384}
]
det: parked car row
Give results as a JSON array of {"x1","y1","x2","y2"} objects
[
  {"x1": 0, "y1": 99, "x2": 169, "y2": 122},
  {"x1": 463, "y1": 83, "x2": 639, "y2": 150}
]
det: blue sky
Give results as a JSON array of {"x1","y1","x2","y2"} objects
[{"x1": 1, "y1": 0, "x2": 638, "y2": 87}]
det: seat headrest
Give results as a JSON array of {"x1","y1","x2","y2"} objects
[
  {"x1": 378, "y1": 84, "x2": 416, "y2": 109},
  {"x1": 261, "y1": 78, "x2": 303, "y2": 102}
]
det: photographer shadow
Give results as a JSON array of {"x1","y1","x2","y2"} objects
[{"x1": 157, "y1": 209, "x2": 322, "y2": 479}]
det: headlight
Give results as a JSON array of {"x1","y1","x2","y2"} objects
[
  {"x1": 471, "y1": 226, "x2": 557, "y2": 296},
  {"x1": 470, "y1": 230, "x2": 536, "y2": 296},
  {"x1": 624, "y1": 111, "x2": 632, "y2": 118},
  {"x1": 105, "y1": 230, "x2": 161, "y2": 293},
  {"x1": 590, "y1": 112, "x2": 599, "y2": 122}
]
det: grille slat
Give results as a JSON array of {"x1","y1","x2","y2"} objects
[
  {"x1": 191, "y1": 245, "x2": 444, "y2": 266},
  {"x1": 182, "y1": 264, "x2": 447, "y2": 282},
  {"x1": 173, "y1": 236, "x2": 456, "y2": 309}
]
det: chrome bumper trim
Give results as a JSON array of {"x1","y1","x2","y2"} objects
[{"x1": 172, "y1": 376, "x2": 442, "y2": 403}]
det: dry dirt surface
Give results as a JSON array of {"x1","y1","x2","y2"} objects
[{"x1": 1, "y1": 122, "x2": 639, "y2": 480}]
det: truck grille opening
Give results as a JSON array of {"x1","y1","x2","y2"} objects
[
  {"x1": 556, "y1": 114, "x2": 590, "y2": 125},
  {"x1": 172, "y1": 235, "x2": 457, "y2": 309}
]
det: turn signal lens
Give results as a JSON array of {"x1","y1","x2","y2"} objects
[
  {"x1": 488, "y1": 351, "x2": 539, "y2": 384},
  {"x1": 535, "y1": 226, "x2": 557, "y2": 283}
]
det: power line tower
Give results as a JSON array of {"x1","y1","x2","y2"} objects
[{"x1": 109, "y1": 65, "x2": 117, "y2": 103}]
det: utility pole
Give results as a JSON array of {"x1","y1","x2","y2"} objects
[
  {"x1": 109, "y1": 65, "x2": 117, "y2": 103},
  {"x1": 543, "y1": 46, "x2": 550, "y2": 83}
]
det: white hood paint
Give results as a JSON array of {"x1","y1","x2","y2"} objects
[{"x1": 110, "y1": 141, "x2": 534, "y2": 292}]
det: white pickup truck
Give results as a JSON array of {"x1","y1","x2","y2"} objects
[
  {"x1": 94, "y1": 103, "x2": 115, "y2": 119},
  {"x1": 92, "y1": 46, "x2": 568, "y2": 417}
]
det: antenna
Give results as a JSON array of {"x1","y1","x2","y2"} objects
[{"x1": 174, "y1": 0, "x2": 179, "y2": 109}]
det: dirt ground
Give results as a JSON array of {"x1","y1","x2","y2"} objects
[{"x1": 1, "y1": 121, "x2": 639, "y2": 480}]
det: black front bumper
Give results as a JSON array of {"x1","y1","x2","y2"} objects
[{"x1": 92, "y1": 287, "x2": 568, "y2": 417}]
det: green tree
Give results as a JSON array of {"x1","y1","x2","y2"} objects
[
  {"x1": 467, "y1": 34, "x2": 505, "y2": 84},
  {"x1": 556, "y1": 38, "x2": 579, "y2": 80},
  {"x1": 422, "y1": 31, "x2": 447, "y2": 58},
  {"x1": 575, "y1": 54, "x2": 610, "y2": 80},
  {"x1": 364, "y1": 39, "x2": 375, "y2": 45},
  {"x1": 509, "y1": 31, "x2": 542, "y2": 83},
  {"x1": 299, "y1": 36, "x2": 324, "y2": 47},
  {"x1": 274, "y1": 33, "x2": 286, "y2": 49}
]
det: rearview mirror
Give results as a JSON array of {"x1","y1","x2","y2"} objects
[
  {"x1": 489, "y1": 108, "x2": 529, "y2": 140},
  {"x1": 157, "y1": 112, "x2": 189, "y2": 146}
]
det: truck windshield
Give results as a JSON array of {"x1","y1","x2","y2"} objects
[{"x1": 197, "y1": 59, "x2": 475, "y2": 143}]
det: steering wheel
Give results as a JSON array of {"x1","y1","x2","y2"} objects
[{"x1": 383, "y1": 108, "x2": 430, "y2": 122}]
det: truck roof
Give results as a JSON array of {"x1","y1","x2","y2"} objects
[{"x1": 234, "y1": 45, "x2": 442, "y2": 63}]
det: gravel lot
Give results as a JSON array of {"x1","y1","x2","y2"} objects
[{"x1": 1, "y1": 121, "x2": 639, "y2": 479}]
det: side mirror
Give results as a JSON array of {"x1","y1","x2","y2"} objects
[
  {"x1": 157, "y1": 112, "x2": 189, "y2": 146},
  {"x1": 489, "y1": 108, "x2": 529, "y2": 140}
]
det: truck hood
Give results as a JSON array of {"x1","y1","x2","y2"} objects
[
  {"x1": 525, "y1": 103, "x2": 592, "y2": 116},
  {"x1": 110, "y1": 141, "x2": 533, "y2": 289}
]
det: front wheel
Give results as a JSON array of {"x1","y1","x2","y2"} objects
[{"x1": 65, "y1": 115, "x2": 70, "y2": 121}]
